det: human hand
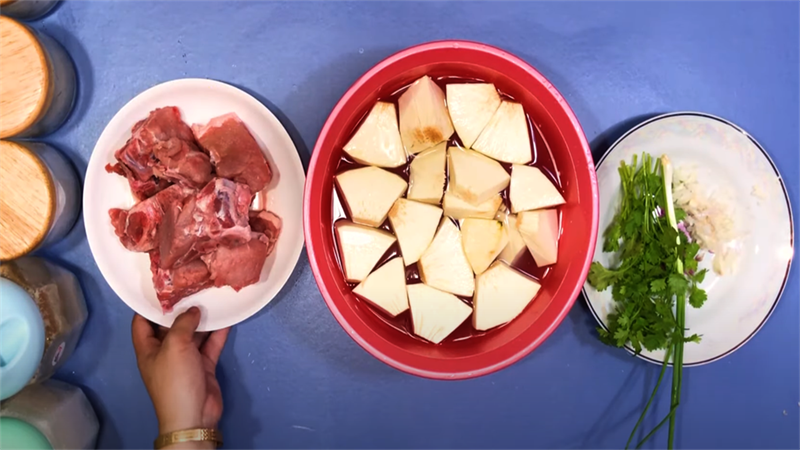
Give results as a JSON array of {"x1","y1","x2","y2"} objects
[{"x1": 132, "y1": 307, "x2": 230, "y2": 444}]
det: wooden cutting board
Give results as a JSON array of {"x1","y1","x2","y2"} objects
[{"x1": 0, "y1": 16, "x2": 49, "y2": 138}]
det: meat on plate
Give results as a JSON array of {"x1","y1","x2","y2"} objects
[{"x1": 107, "y1": 107, "x2": 282, "y2": 312}]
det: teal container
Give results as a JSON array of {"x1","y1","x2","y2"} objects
[
  {"x1": 0, "y1": 277, "x2": 45, "y2": 401},
  {"x1": 0, "y1": 258, "x2": 88, "y2": 399},
  {"x1": 0, "y1": 380, "x2": 98, "y2": 449},
  {"x1": 0, "y1": 417, "x2": 53, "y2": 449}
]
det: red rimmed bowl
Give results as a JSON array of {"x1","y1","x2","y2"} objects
[{"x1": 304, "y1": 40, "x2": 598, "y2": 379}]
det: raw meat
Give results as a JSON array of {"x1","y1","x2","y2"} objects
[
  {"x1": 249, "y1": 210, "x2": 283, "y2": 256},
  {"x1": 200, "y1": 210, "x2": 282, "y2": 291},
  {"x1": 108, "y1": 108, "x2": 284, "y2": 313},
  {"x1": 107, "y1": 107, "x2": 213, "y2": 200},
  {"x1": 158, "y1": 179, "x2": 253, "y2": 269},
  {"x1": 202, "y1": 239, "x2": 269, "y2": 291},
  {"x1": 151, "y1": 138, "x2": 213, "y2": 188},
  {"x1": 149, "y1": 251, "x2": 212, "y2": 312},
  {"x1": 192, "y1": 113, "x2": 272, "y2": 192},
  {"x1": 105, "y1": 162, "x2": 171, "y2": 200},
  {"x1": 109, "y1": 184, "x2": 196, "y2": 252},
  {"x1": 157, "y1": 195, "x2": 200, "y2": 269},
  {"x1": 194, "y1": 178, "x2": 253, "y2": 245},
  {"x1": 151, "y1": 208, "x2": 281, "y2": 310}
]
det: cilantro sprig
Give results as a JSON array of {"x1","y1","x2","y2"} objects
[{"x1": 588, "y1": 153, "x2": 708, "y2": 449}]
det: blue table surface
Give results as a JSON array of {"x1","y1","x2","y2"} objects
[{"x1": 26, "y1": 1, "x2": 799, "y2": 448}]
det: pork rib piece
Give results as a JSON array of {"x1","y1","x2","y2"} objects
[
  {"x1": 202, "y1": 239, "x2": 269, "y2": 292},
  {"x1": 152, "y1": 137, "x2": 214, "y2": 189},
  {"x1": 158, "y1": 178, "x2": 253, "y2": 269},
  {"x1": 106, "y1": 107, "x2": 213, "y2": 199},
  {"x1": 147, "y1": 208, "x2": 284, "y2": 311},
  {"x1": 149, "y1": 250, "x2": 212, "y2": 312},
  {"x1": 201, "y1": 210, "x2": 282, "y2": 292},
  {"x1": 106, "y1": 162, "x2": 171, "y2": 200},
  {"x1": 151, "y1": 212, "x2": 279, "y2": 311},
  {"x1": 192, "y1": 113, "x2": 272, "y2": 192},
  {"x1": 109, "y1": 184, "x2": 196, "y2": 252},
  {"x1": 199, "y1": 210, "x2": 283, "y2": 292}
]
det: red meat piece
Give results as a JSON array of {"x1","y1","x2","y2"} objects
[
  {"x1": 133, "y1": 108, "x2": 194, "y2": 146},
  {"x1": 152, "y1": 138, "x2": 213, "y2": 188},
  {"x1": 197, "y1": 210, "x2": 283, "y2": 293},
  {"x1": 145, "y1": 208, "x2": 284, "y2": 309},
  {"x1": 149, "y1": 251, "x2": 212, "y2": 313},
  {"x1": 194, "y1": 178, "x2": 253, "y2": 245},
  {"x1": 108, "y1": 184, "x2": 196, "y2": 252},
  {"x1": 157, "y1": 196, "x2": 200, "y2": 270},
  {"x1": 107, "y1": 107, "x2": 213, "y2": 200},
  {"x1": 105, "y1": 162, "x2": 171, "y2": 200},
  {"x1": 201, "y1": 239, "x2": 269, "y2": 292},
  {"x1": 192, "y1": 113, "x2": 272, "y2": 192},
  {"x1": 158, "y1": 178, "x2": 253, "y2": 269}
]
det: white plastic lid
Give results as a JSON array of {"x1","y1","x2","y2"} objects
[{"x1": 0, "y1": 277, "x2": 45, "y2": 400}]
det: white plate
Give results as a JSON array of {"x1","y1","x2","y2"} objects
[
  {"x1": 583, "y1": 112, "x2": 793, "y2": 366},
  {"x1": 84, "y1": 79, "x2": 306, "y2": 331}
]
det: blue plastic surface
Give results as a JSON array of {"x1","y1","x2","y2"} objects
[
  {"x1": 0, "y1": 278, "x2": 45, "y2": 401},
  {"x1": 29, "y1": 2, "x2": 798, "y2": 448}
]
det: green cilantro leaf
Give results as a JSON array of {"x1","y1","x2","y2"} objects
[
  {"x1": 668, "y1": 273, "x2": 689, "y2": 297},
  {"x1": 689, "y1": 286, "x2": 707, "y2": 308},
  {"x1": 650, "y1": 279, "x2": 667, "y2": 292}
]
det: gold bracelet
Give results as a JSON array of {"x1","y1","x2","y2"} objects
[{"x1": 153, "y1": 428, "x2": 222, "y2": 449}]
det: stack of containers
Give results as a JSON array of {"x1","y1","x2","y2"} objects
[{"x1": 0, "y1": 4, "x2": 99, "y2": 449}]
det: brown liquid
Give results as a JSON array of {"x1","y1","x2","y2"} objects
[{"x1": 331, "y1": 77, "x2": 562, "y2": 344}]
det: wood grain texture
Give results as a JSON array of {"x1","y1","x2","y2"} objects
[
  {"x1": 0, "y1": 16, "x2": 49, "y2": 138},
  {"x1": 0, "y1": 140, "x2": 54, "y2": 260}
]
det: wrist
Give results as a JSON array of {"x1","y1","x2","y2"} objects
[
  {"x1": 159, "y1": 423, "x2": 201, "y2": 436},
  {"x1": 161, "y1": 441, "x2": 216, "y2": 450},
  {"x1": 158, "y1": 418, "x2": 214, "y2": 435}
]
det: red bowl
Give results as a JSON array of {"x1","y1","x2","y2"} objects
[{"x1": 304, "y1": 40, "x2": 598, "y2": 379}]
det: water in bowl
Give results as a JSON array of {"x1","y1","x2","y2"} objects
[{"x1": 331, "y1": 76, "x2": 562, "y2": 344}]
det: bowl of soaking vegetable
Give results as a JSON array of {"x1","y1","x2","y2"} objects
[{"x1": 304, "y1": 40, "x2": 598, "y2": 379}]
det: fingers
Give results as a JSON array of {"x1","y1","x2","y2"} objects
[
  {"x1": 155, "y1": 326, "x2": 205, "y2": 346},
  {"x1": 166, "y1": 307, "x2": 201, "y2": 346},
  {"x1": 201, "y1": 327, "x2": 231, "y2": 367},
  {"x1": 155, "y1": 326, "x2": 169, "y2": 342},
  {"x1": 131, "y1": 314, "x2": 160, "y2": 361},
  {"x1": 193, "y1": 331, "x2": 210, "y2": 349}
]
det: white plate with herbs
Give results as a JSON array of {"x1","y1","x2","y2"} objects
[{"x1": 583, "y1": 112, "x2": 793, "y2": 366}]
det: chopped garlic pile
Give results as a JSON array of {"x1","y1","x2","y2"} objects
[{"x1": 672, "y1": 167, "x2": 739, "y2": 275}]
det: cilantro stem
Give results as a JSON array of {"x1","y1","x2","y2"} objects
[
  {"x1": 625, "y1": 346, "x2": 673, "y2": 449},
  {"x1": 633, "y1": 155, "x2": 686, "y2": 449},
  {"x1": 636, "y1": 404, "x2": 679, "y2": 449},
  {"x1": 662, "y1": 155, "x2": 684, "y2": 449}
]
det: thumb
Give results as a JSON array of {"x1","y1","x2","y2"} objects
[{"x1": 166, "y1": 307, "x2": 201, "y2": 346}]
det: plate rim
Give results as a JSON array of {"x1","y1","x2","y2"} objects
[
  {"x1": 582, "y1": 111, "x2": 794, "y2": 367},
  {"x1": 83, "y1": 77, "x2": 306, "y2": 330}
]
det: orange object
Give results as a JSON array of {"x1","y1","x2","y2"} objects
[
  {"x1": 0, "y1": 140, "x2": 79, "y2": 260},
  {"x1": 0, "y1": 16, "x2": 75, "y2": 138}
]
